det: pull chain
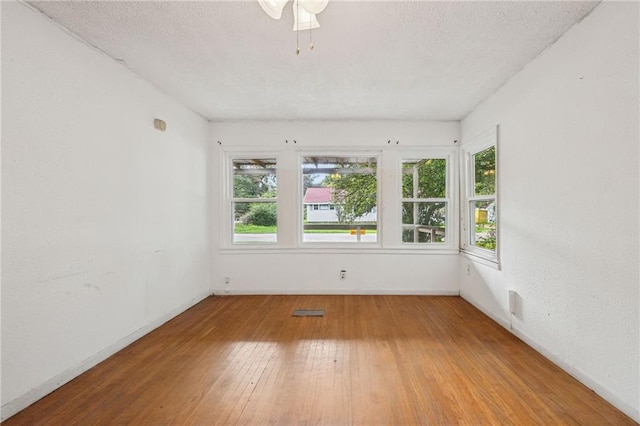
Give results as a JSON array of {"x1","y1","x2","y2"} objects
[
  {"x1": 308, "y1": 13, "x2": 314, "y2": 50},
  {"x1": 295, "y1": 0, "x2": 300, "y2": 55}
]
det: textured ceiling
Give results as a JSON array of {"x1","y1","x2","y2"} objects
[{"x1": 28, "y1": 1, "x2": 600, "y2": 121}]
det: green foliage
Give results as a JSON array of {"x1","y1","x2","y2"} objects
[
  {"x1": 401, "y1": 159, "x2": 447, "y2": 232},
  {"x1": 245, "y1": 203, "x2": 277, "y2": 227},
  {"x1": 402, "y1": 227, "x2": 445, "y2": 243},
  {"x1": 403, "y1": 202, "x2": 445, "y2": 227},
  {"x1": 476, "y1": 235, "x2": 496, "y2": 250},
  {"x1": 233, "y1": 173, "x2": 277, "y2": 218},
  {"x1": 326, "y1": 167, "x2": 377, "y2": 224},
  {"x1": 475, "y1": 223, "x2": 496, "y2": 250},
  {"x1": 402, "y1": 159, "x2": 446, "y2": 199},
  {"x1": 234, "y1": 175, "x2": 261, "y2": 198},
  {"x1": 474, "y1": 146, "x2": 495, "y2": 196}
]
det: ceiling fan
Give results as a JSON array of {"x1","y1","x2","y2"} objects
[{"x1": 258, "y1": 0, "x2": 330, "y2": 54}]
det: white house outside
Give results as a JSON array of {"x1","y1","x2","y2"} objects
[{"x1": 303, "y1": 187, "x2": 377, "y2": 223}]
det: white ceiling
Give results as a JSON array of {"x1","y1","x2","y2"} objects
[{"x1": 28, "y1": 0, "x2": 600, "y2": 122}]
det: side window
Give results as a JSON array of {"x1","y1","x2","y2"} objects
[
  {"x1": 462, "y1": 127, "x2": 498, "y2": 261},
  {"x1": 231, "y1": 158, "x2": 277, "y2": 244},
  {"x1": 469, "y1": 146, "x2": 496, "y2": 250},
  {"x1": 401, "y1": 158, "x2": 448, "y2": 244},
  {"x1": 301, "y1": 155, "x2": 378, "y2": 243}
]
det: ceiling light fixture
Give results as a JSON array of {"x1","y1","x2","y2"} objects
[{"x1": 258, "y1": 0, "x2": 329, "y2": 55}]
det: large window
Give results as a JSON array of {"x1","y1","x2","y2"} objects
[
  {"x1": 301, "y1": 155, "x2": 378, "y2": 243},
  {"x1": 462, "y1": 127, "x2": 498, "y2": 262},
  {"x1": 231, "y1": 158, "x2": 277, "y2": 244},
  {"x1": 401, "y1": 158, "x2": 448, "y2": 244},
  {"x1": 222, "y1": 147, "x2": 458, "y2": 251}
]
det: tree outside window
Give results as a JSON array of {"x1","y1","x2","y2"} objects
[
  {"x1": 401, "y1": 158, "x2": 448, "y2": 244},
  {"x1": 301, "y1": 156, "x2": 378, "y2": 243},
  {"x1": 232, "y1": 158, "x2": 277, "y2": 244},
  {"x1": 470, "y1": 146, "x2": 496, "y2": 250}
]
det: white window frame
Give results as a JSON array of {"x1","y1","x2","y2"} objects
[
  {"x1": 398, "y1": 149, "x2": 457, "y2": 251},
  {"x1": 461, "y1": 126, "x2": 499, "y2": 265},
  {"x1": 219, "y1": 146, "x2": 459, "y2": 254},
  {"x1": 224, "y1": 152, "x2": 280, "y2": 247},
  {"x1": 298, "y1": 151, "x2": 381, "y2": 247}
]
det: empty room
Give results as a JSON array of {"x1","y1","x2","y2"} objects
[{"x1": 1, "y1": 0, "x2": 638, "y2": 424}]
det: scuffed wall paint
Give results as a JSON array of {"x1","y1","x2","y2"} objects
[{"x1": 1, "y1": 2, "x2": 210, "y2": 418}]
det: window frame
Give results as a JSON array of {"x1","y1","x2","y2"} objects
[
  {"x1": 224, "y1": 152, "x2": 280, "y2": 247},
  {"x1": 219, "y1": 146, "x2": 460, "y2": 254},
  {"x1": 460, "y1": 127, "x2": 499, "y2": 265},
  {"x1": 399, "y1": 155, "x2": 451, "y2": 247},
  {"x1": 298, "y1": 151, "x2": 382, "y2": 247},
  {"x1": 398, "y1": 149, "x2": 457, "y2": 250}
]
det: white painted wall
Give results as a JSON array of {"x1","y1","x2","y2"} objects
[
  {"x1": 217, "y1": 252, "x2": 459, "y2": 295},
  {"x1": 460, "y1": 1, "x2": 639, "y2": 421},
  {"x1": 212, "y1": 121, "x2": 460, "y2": 295},
  {"x1": 1, "y1": 2, "x2": 211, "y2": 419}
]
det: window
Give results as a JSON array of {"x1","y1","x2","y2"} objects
[
  {"x1": 401, "y1": 158, "x2": 448, "y2": 244},
  {"x1": 231, "y1": 158, "x2": 277, "y2": 244},
  {"x1": 462, "y1": 127, "x2": 498, "y2": 262},
  {"x1": 301, "y1": 155, "x2": 378, "y2": 243},
  {"x1": 221, "y1": 147, "x2": 458, "y2": 252}
]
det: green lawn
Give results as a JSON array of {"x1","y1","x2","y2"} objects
[{"x1": 234, "y1": 224, "x2": 277, "y2": 234}]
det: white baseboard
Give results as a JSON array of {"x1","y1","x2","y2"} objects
[
  {"x1": 212, "y1": 288, "x2": 460, "y2": 296},
  {"x1": 459, "y1": 289, "x2": 511, "y2": 329},
  {"x1": 460, "y1": 291, "x2": 639, "y2": 423},
  {"x1": 1, "y1": 290, "x2": 212, "y2": 421}
]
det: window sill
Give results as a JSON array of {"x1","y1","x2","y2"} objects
[
  {"x1": 460, "y1": 250, "x2": 501, "y2": 270},
  {"x1": 219, "y1": 247, "x2": 460, "y2": 255}
]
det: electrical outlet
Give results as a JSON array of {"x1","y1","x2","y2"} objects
[
  {"x1": 466, "y1": 264, "x2": 471, "y2": 276},
  {"x1": 508, "y1": 290, "x2": 517, "y2": 314},
  {"x1": 224, "y1": 276, "x2": 230, "y2": 284},
  {"x1": 340, "y1": 270, "x2": 346, "y2": 280}
]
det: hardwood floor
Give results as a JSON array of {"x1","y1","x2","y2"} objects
[{"x1": 4, "y1": 295, "x2": 635, "y2": 425}]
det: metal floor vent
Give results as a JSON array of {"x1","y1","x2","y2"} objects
[{"x1": 292, "y1": 309, "x2": 325, "y2": 317}]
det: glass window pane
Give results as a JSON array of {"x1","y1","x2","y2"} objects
[
  {"x1": 473, "y1": 147, "x2": 495, "y2": 196},
  {"x1": 417, "y1": 159, "x2": 446, "y2": 198},
  {"x1": 233, "y1": 158, "x2": 277, "y2": 198},
  {"x1": 402, "y1": 159, "x2": 446, "y2": 199},
  {"x1": 402, "y1": 202, "x2": 414, "y2": 224},
  {"x1": 471, "y1": 200, "x2": 496, "y2": 250},
  {"x1": 401, "y1": 164, "x2": 414, "y2": 198},
  {"x1": 418, "y1": 229, "x2": 433, "y2": 243},
  {"x1": 302, "y1": 156, "x2": 377, "y2": 243},
  {"x1": 233, "y1": 202, "x2": 277, "y2": 244},
  {"x1": 402, "y1": 227, "x2": 414, "y2": 243},
  {"x1": 415, "y1": 202, "x2": 446, "y2": 227},
  {"x1": 402, "y1": 202, "x2": 446, "y2": 244},
  {"x1": 303, "y1": 223, "x2": 377, "y2": 243}
]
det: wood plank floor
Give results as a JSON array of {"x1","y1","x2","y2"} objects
[{"x1": 4, "y1": 295, "x2": 635, "y2": 425}]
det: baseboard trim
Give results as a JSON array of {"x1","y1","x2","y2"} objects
[
  {"x1": 460, "y1": 291, "x2": 639, "y2": 423},
  {"x1": 212, "y1": 288, "x2": 460, "y2": 296},
  {"x1": 459, "y1": 289, "x2": 511, "y2": 329},
  {"x1": 1, "y1": 290, "x2": 212, "y2": 421}
]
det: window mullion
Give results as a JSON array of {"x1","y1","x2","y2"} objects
[
  {"x1": 468, "y1": 195, "x2": 495, "y2": 202},
  {"x1": 232, "y1": 198, "x2": 278, "y2": 203}
]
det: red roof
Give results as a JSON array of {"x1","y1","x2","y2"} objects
[{"x1": 303, "y1": 187, "x2": 333, "y2": 204}]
